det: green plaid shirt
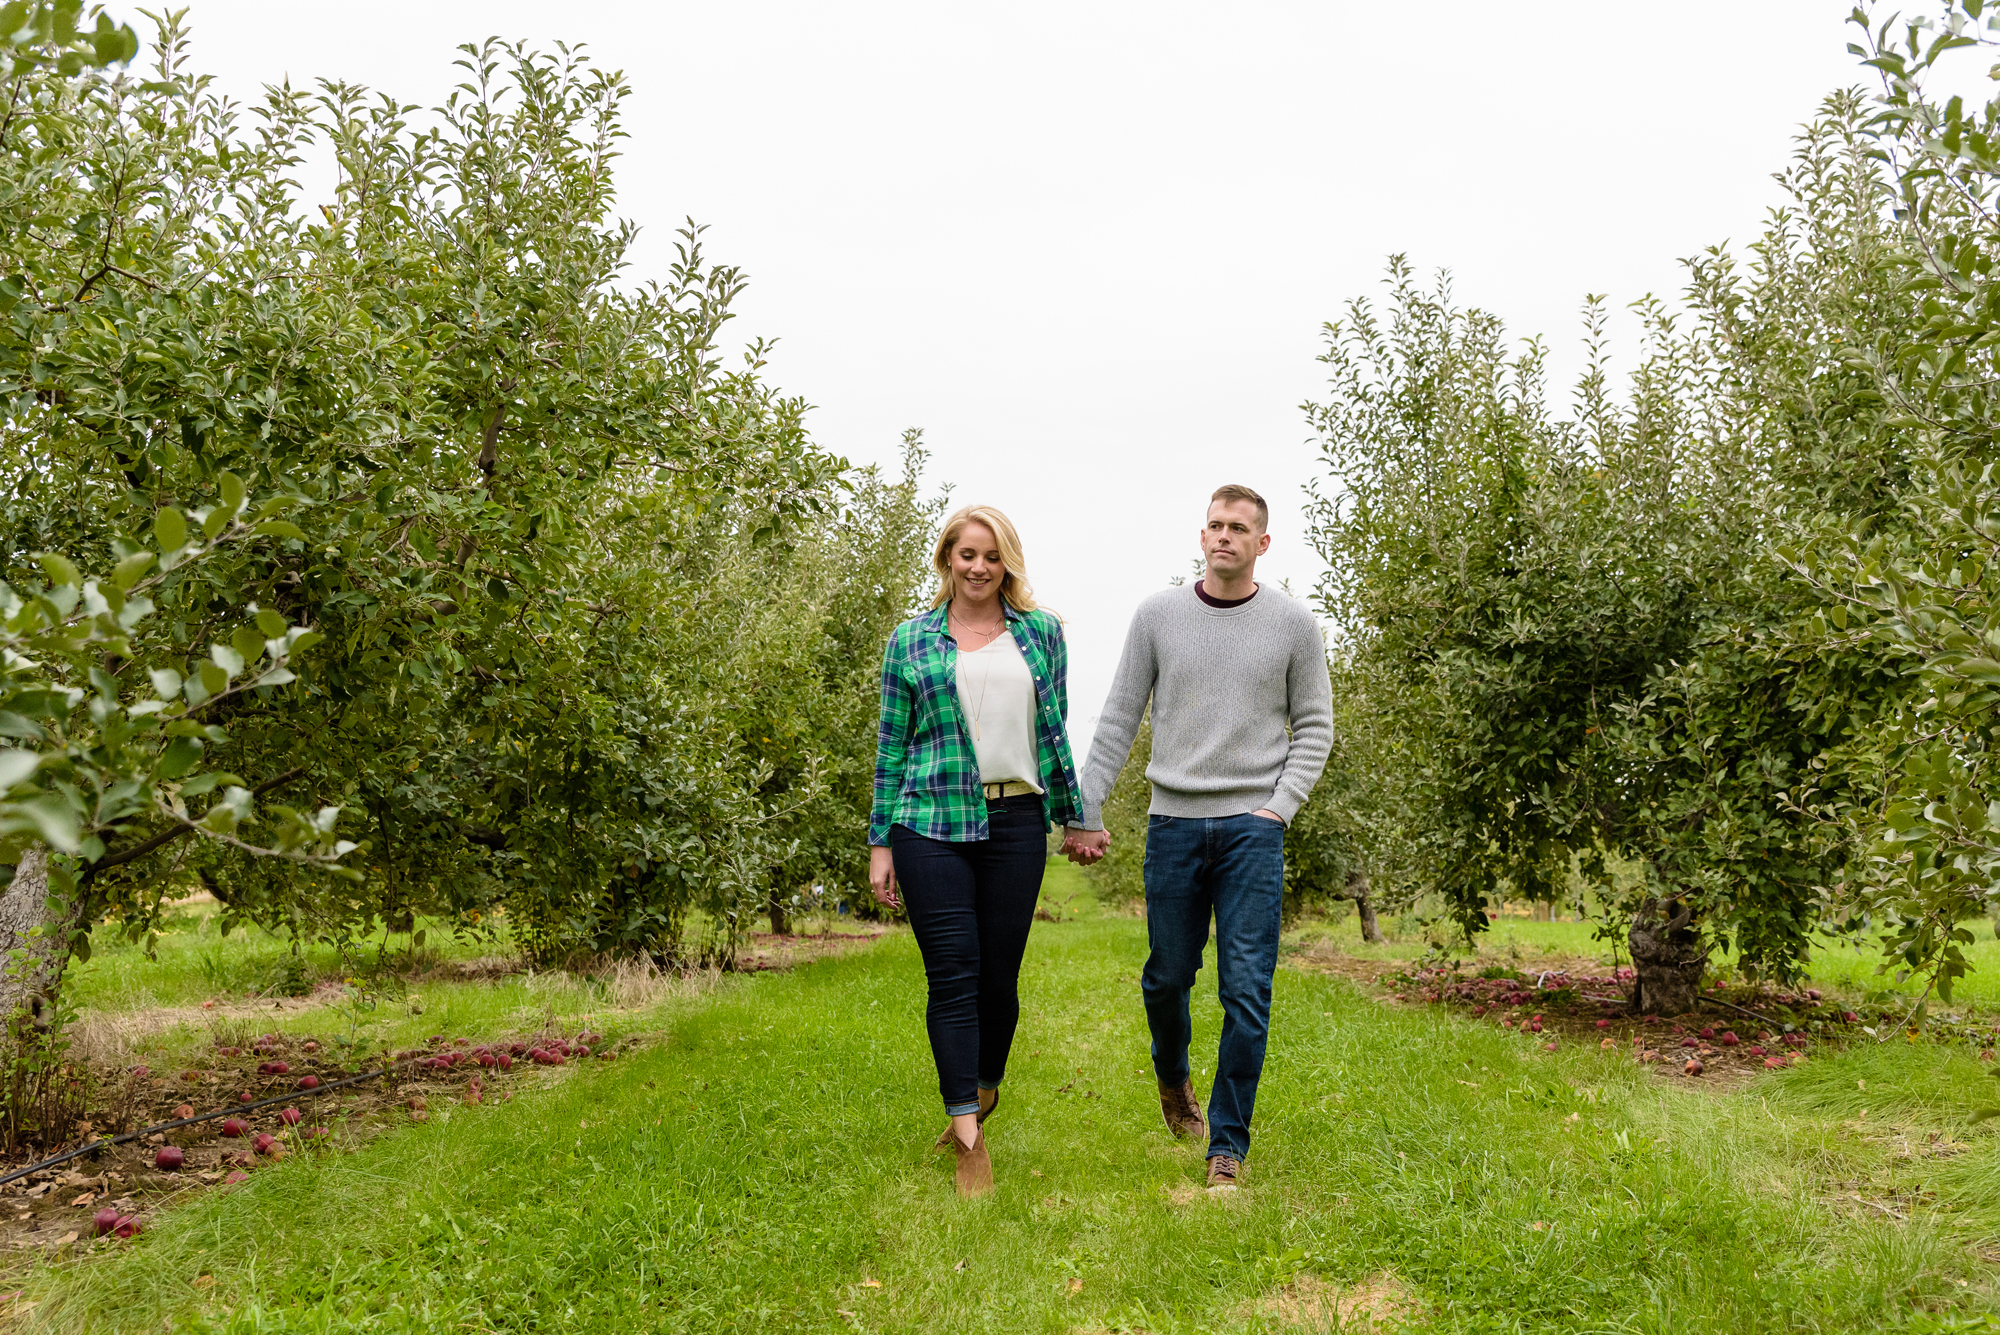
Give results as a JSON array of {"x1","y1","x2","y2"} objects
[{"x1": 870, "y1": 602, "x2": 1083, "y2": 844}]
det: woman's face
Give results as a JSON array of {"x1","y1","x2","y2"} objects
[{"x1": 950, "y1": 521, "x2": 1004, "y2": 609}]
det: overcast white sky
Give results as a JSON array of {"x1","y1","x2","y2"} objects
[{"x1": 178, "y1": 1, "x2": 1867, "y2": 732}]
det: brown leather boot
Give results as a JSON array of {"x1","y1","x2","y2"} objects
[
  {"x1": 952, "y1": 1126, "x2": 993, "y2": 1198},
  {"x1": 933, "y1": 1088, "x2": 1000, "y2": 1149},
  {"x1": 1159, "y1": 1079, "x2": 1207, "y2": 1141}
]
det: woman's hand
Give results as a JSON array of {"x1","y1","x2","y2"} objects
[{"x1": 869, "y1": 846, "x2": 901, "y2": 909}]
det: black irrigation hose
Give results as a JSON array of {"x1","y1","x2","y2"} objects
[{"x1": 0, "y1": 1055, "x2": 433, "y2": 1190}]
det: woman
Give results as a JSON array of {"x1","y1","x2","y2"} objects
[{"x1": 869, "y1": 504, "x2": 1083, "y2": 1198}]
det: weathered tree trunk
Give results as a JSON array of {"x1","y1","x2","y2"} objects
[
  {"x1": 766, "y1": 886, "x2": 790, "y2": 936},
  {"x1": 0, "y1": 848, "x2": 86, "y2": 1030},
  {"x1": 1347, "y1": 869, "x2": 1384, "y2": 944},
  {"x1": 1628, "y1": 896, "x2": 1706, "y2": 1015}
]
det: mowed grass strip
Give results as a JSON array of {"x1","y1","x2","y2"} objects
[{"x1": 25, "y1": 865, "x2": 1998, "y2": 1334}]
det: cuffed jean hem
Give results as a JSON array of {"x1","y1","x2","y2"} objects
[{"x1": 944, "y1": 1100, "x2": 980, "y2": 1116}]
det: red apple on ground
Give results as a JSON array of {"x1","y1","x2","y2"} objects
[
  {"x1": 223, "y1": 1171, "x2": 249, "y2": 1184},
  {"x1": 303, "y1": 1041, "x2": 318, "y2": 1053},
  {"x1": 155, "y1": 1145, "x2": 184, "y2": 1170},
  {"x1": 253, "y1": 1133, "x2": 278, "y2": 1156},
  {"x1": 1684, "y1": 1058, "x2": 1704, "y2": 1076},
  {"x1": 1595, "y1": 1020, "x2": 1609, "y2": 1030},
  {"x1": 280, "y1": 1108, "x2": 302, "y2": 1127},
  {"x1": 1843, "y1": 1011, "x2": 1860, "y2": 1023},
  {"x1": 173, "y1": 1103, "x2": 194, "y2": 1119},
  {"x1": 92, "y1": 1207, "x2": 120, "y2": 1236},
  {"x1": 112, "y1": 1216, "x2": 140, "y2": 1239},
  {"x1": 1719, "y1": 1032, "x2": 1739, "y2": 1047},
  {"x1": 298, "y1": 1075, "x2": 320, "y2": 1090},
  {"x1": 221, "y1": 1118, "x2": 248, "y2": 1137}
]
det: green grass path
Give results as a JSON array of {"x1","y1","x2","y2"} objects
[{"x1": 30, "y1": 866, "x2": 2000, "y2": 1333}]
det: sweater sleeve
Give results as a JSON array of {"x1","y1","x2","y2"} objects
[
  {"x1": 1264, "y1": 611, "x2": 1335, "y2": 825},
  {"x1": 1074, "y1": 603, "x2": 1156, "y2": 830}
]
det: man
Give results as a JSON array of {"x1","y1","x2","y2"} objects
[{"x1": 1061, "y1": 484, "x2": 1333, "y2": 1191}]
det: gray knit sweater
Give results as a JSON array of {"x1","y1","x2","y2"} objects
[{"x1": 1075, "y1": 584, "x2": 1334, "y2": 829}]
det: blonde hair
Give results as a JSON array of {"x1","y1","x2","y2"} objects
[{"x1": 929, "y1": 504, "x2": 1038, "y2": 614}]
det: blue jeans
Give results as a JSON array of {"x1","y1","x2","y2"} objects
[
  {"x1": 1141, "y1": 811, "x2": 1285, "y2": 1161},
  {"x1": 890, "y1": 794, "x2": 1048, "y2": 1115}
]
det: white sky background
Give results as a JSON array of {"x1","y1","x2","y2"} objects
[{"x1": 176, "y1": 1, "x2": 1871, "y2": 735}]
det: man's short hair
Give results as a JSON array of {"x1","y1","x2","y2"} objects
[{"x1": 1209, "y1": 484, "x2": 1268, "y2": 532}]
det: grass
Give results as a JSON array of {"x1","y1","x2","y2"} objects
[
  {"x1": 1296, "y1": 903, "x2": 2000, "y2": 1013},
  {"x1": 21, "y1": 865, "x2": 2000, "y2": 1333},
  {"x1": 65, "y1": 899, "x2": 511, "y2": 1016}
]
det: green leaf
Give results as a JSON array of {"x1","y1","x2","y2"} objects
[
  {"x1": 210, "y1": 644, "x2": 244, "y2": 676},
  {"x1": 148, "y1": 668, "x2": 182, "y2": 699},
  {"x1": 197, "y1": 662, "x2": 228, "y2": 697},
  {"x1": 111, "y1": 551, "x2": 155, "y2": 590},
  {"x1": 230, "y1": 625, "x2": 265, "y2": 665},
  {"x1": 156, "y1": 737, "x2": 202, "y2": 779},
  {"x1": 253, "y1": 609, "x2": 287, "y2": 638},
  {"x1": 253, "y1": 520, "x2": 307, "y2": 542},
  {"x1": 154, "y1": 507, "x2": 187, "y2": 553},
  {"x1": 0, "y1": 750, "x2": 38, "y2": 791},
  {"x1": 35, "y1": 553, "x2": 80, "y2": 589},
  {"x1": 219, "y1": 471, "x2": 246, "y2": 514}
]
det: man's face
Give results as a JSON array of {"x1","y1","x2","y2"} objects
[{"x1": 1201, "y1": 499, "x2": 1270, "y2": 576}]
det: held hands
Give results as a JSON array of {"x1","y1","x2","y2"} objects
[
  {"x1": 1061, "y1": 826, "x2": 1110, "y2": 866},
  {"x1": 869, "y1": 846, "x2": 901, "y2": 910}
]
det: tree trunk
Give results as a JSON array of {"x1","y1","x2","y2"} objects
[
  {"x1": 1628, "y1": 896, "x2": 1706, "y2": 1015},
  {"x1": 0, "y1": 848, "x2": 86, "y2": 1031},
  {"x1": 1347, "y1": 869, "x2": 1384, "y2": 944},
  {"x1": 766, "y1": 886, "x2": 790, "y2": 936}
]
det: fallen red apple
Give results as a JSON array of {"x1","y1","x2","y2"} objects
[
  {"x1": 1600, "y1": 1037, "x2": 1617, "y2": 1050},
  {"x1": 574, "y1": 1045, "x2": 591, "y2": 1058},
  {"x1": 509, "y1": 1043, "x2": 527, "y2": 1056},
  {"x1": 496, "y1": 1053, "x2": 513, "y2": 1071},
  {"x1": 453, "y1": 1038, "x2": 467, "y2": 1047},
  {"x1": 1807, "y1": 988, "x2": 1822, "y2": 1001},
  {"x1": 475, "y1": 1052, "x2": 496, "y2": 1068},
  {"x1": 1747, "y1": 1045, "x2": 1767, "y2": 1057},
  {"x1": 304, "y1": 1126, "x2": 328, "y2": 1140},
  {"x1": 406, "y1": 1095, "x2": 426, "y2": 1111},
  {"x1": 297, "y1": 1075, "x2": 320, "y2": 1090},
  {"x1": 221, "y1": 1118, "x2": 248, "y2": 1137},
  {"x1": 1684, "y1": 1058, "x2": 1704, "y2": 1076},
  {"x1": 280, "y1": 1108, "x2": 302, "y2": 1127},
  {"x1": 1843, "y1": 1011, "x2": 1860, "y2": 1023},
  {"x1": 155, "y1": 1145, "x2": 184, "y2": 1170},
  {"x1": 1764, "y1": 1055, "x2": 1789, "y2": 1069},
  {"x1": 237, "y1": 1091, "x2": 255, "y2": 1104},
  {"x1": 1542, "y1": 1041, "x2": 1557, "y2": 1052},
  {"x1": 253, "y1": 1133, "x2": 278, "y2": 1156},
  {"x1": 113, "y1": 1215, "x2": 140, "y2": 1239},
  {"x1": 1698, "y1": 1027, "x2": 1715, "y2": 1040},
  {"x1": 1640, "y1": 1049, "x2": 1660, "y2": 1063},
  {"x1": 93, "y1": 1207, "x2": 120, "y2": 1236},
  {"x1": 597, "y1": 1049, "x2": 615, "y2": 1060},
  {"x1": 1470, "y1": 1005, "x2": 1487, "y2": 1017},
  {"x1": 1719, "y1": 1032, "x2": 1739, "y2": 1047},
  {"x1": 1594, "y1": 1019, "x2": 1610, "y2": 1030},
  {"x1": 223, "y1": 1171, "x2": 249, "y2": 1184},
  {"x1": 428, "y1": 1035, "x2": 446, "y2": 1046},
  {"x1": 303, "y1": 1041, "x2": 318, "y2": 1053},
  {"x1": 172, "y1": 1103, "x2": 194, "y2": 1119},
  {"x1": 268, "y1": 1062, "x2": 290, "y2": 1075},
  {"x1": 1681, "y1": 1038, "x2": 1697, "y2": 1048}
]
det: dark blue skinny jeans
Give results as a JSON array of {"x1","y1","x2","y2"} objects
[
  {"x1": 889, "y1": 794, "x2": 1047, "y2": 1115},
  {"x1": 1141, "y1": 811, "x2": 1285, "y2": 1162}
]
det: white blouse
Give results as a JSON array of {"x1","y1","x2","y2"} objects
[{"x1": 956, "y1": 632, "x2": 1043, "y2": 791}]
